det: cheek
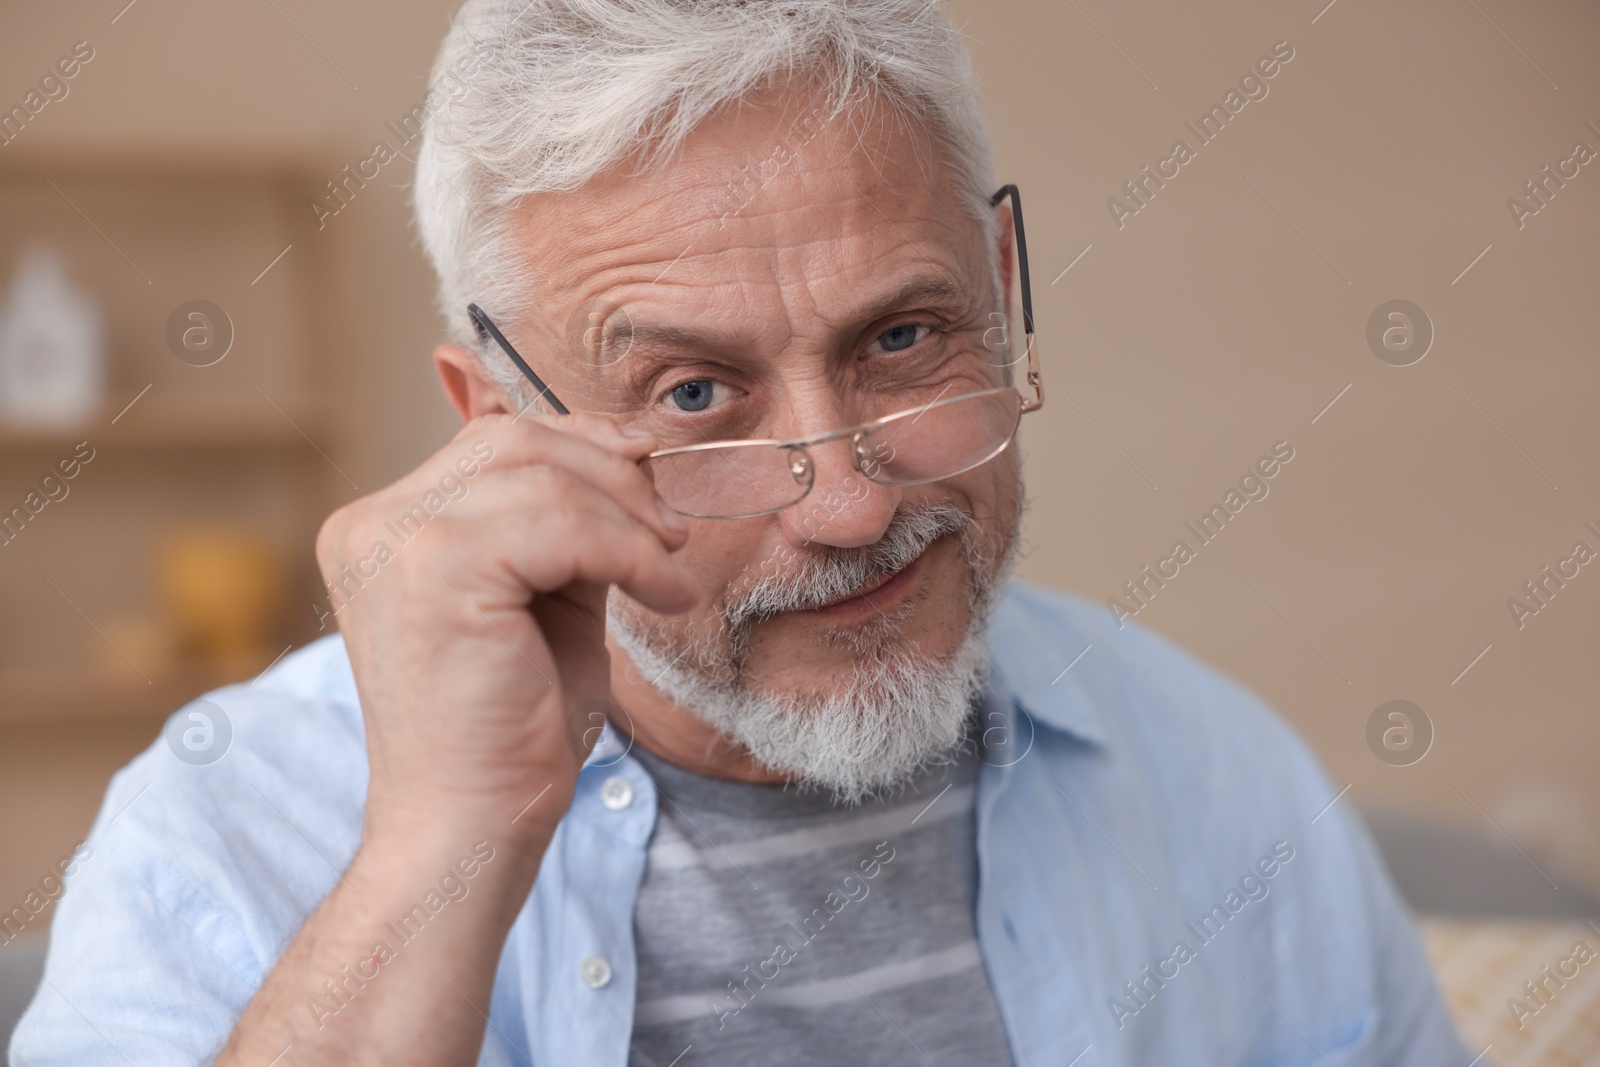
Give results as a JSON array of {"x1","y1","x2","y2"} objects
[
  {"x1": 946, "y1": 448, "x2": 1020, "y2": 532},
  {"x1": 669, "y1": 521, "x2": 775, "y2": 607},
  {"x1": 990, "y1": 450, "x2": 1023, "y2": 509},
  {"x1": 939, "y1": 456, "x2": 1022, "y2": 591}
]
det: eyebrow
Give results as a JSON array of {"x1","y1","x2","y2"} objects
[
  {"x1": 608, "y1": 320, "x2": 723, "y2": 354},
  {"x1": 849, "y1": 275, "x2": 970, "y2": 327},
  {"x1": 606, "y1": 274, "x2": 972, "y2": 358}
]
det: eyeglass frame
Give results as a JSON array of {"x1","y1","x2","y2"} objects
[{"x1": 466, "y1": 183, "x2": 1043, "y2": 516}]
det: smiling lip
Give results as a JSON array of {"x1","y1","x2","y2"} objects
[{"x1": 800, "y1": 547, "x2": 928, "y2": 619}]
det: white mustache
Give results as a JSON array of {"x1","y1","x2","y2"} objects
[{"x1": 726, "y1": 502, "x2": 975, "y2": 628}]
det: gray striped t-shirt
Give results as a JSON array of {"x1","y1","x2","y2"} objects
[{"x1": 626, "y1": 729, "x2": 1015, "y2": 1066}]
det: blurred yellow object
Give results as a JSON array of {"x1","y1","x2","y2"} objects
[
  {"x1": 91, "y1": 610, "x2": 178, "y2": 684},
  {"x1": 158, "y1": 526, "x2": 284, "y2": 678}
]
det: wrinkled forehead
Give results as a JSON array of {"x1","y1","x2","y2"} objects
[{"x1": 500, "y1": 84, "x2": 987, "y2": 375}]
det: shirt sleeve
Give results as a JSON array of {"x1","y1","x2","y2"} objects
[
  {"x1": 8, "y1": 793, "x2": 533, "y2": 1067},
  {"x1": 8, "y1": 768, "x2": 262, "y2": 1066},
  {"x1": 1243, "y1": 688, "x2": 1481, "y2": 1065},
  {"x1": 8, "y1": 658, "x2": 517, "y2": 1067},
  {"x1": 9, "y1": 667, "x2": 351, "y2": 1066},
  {"x1": 1330, "y1": 798, "x2": 1483, "y2": 1065}
]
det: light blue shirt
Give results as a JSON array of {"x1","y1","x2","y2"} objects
[{"x1": 11, "y1": 583, "x2": 1474, "y2": 1065}]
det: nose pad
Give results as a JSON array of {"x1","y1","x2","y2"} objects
[
  {"x1": 851, "y1": 434, "x2": 874, "y2": 474},
  {"x1": 786, "y1": 448, "x2": 812, "y2": 485},
  {"x1": 780, "y1": 435, "x2": 901, "y2": 550},
  {"x1": 851, "y1": 431, "x2": 898, "y2": 483}
]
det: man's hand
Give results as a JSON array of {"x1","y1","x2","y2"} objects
[
  {"x1": 320, "y1": 410, "x2": 694, "y2": 846},
  {"x1": 217, "y1": 410, "x2": 695, "y2": 1066}
]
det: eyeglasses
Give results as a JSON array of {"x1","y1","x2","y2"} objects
[{"x1": 469, "y1": 183, "x2": 1042, "y2": 519}]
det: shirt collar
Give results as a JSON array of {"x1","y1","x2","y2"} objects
[{"x1": 982, "y1": 584, "x2": 1108, "y2": 749}]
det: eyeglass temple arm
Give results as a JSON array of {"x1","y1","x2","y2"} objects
[
  {"x1": 466, "y1": 303, "x2": 571, "y2": 416},
  {"x1": 991, "y1": 184, "x2": 1043, "y2": 414}
]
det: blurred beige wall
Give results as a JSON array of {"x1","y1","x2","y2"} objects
[
  {"x1": 952, "y1": 0, "x2": 1600, "y2": 893},
  {"x1": 1, "y1": 0, "x2": 1596, "y2": 898}
]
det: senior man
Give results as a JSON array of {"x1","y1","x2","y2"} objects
[{"x1": 13, "y1": 1, "x2": 1473, "y2": 1065}]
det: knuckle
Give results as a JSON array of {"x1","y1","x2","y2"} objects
[
  {"x1": 315, "y1": 502, "x2": 361, "y2": 570},
  {"x1": 518, "y1": 465, "x2": 596, "y2": 529},
  {"x1": 521, "y1": 463, "x2": 571, "y2": 503}
]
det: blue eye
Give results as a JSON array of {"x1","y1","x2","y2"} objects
[
  {"x1": 670, "y1": 380, "x2": 715, "y2": 412},
  {"x1": 877, "y1": 324, "x2": 926, "y2": 352}
]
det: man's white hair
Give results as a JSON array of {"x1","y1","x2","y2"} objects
[{"x1": 412, "y1": 0, "x2": 998, "y2": 397}]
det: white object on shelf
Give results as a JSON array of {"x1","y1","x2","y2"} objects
[{"x1": 0, "y1": 245, "x2": 105, "y2": 428}]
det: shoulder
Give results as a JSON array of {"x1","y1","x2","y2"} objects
[
  {"x1": 986, "y1": 582, "x2": 1376, "y2": 925},
  {"x1": 982, "y1": 585, "x2": 1466, "y2": 1061},
  {"x1": 84, "y1": 634, "x2": 369, "y2": 973},
  {"x1": 988, "y1": 581, "x2": 1336, "y2": 819},
  {"x1": 13, "y1": 637, "x2": 371, "y2": 1061}
]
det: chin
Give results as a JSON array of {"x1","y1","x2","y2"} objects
[{"x1": 618, "y1": 605, "x2": 994, "y2": 805}]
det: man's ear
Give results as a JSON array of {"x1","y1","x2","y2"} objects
[
  {"x1": 434, "y1": 343, "x2": 513, "y2": 423},
  {"x1": 996, "y1": 200, "x2": 1016, "y2": 314}
]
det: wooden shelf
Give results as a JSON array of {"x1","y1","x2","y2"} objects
[
  {"x1": 0, "y1": 389, "x2": 332, "y2": 451},
  {"x1": 0, "y1": 161, "x2": 356, "y2": 917}
]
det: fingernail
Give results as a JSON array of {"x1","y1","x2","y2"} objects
[
  {"x1": 657, "y1": 499, "x2": 687, "y2": 532},
  {"x1": 619, "y1": 423, "x2": 654, "y2": 439}
]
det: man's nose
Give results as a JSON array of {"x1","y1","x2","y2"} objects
[{"x1": 778, "y1": 437, "x2": 902, "y2": 549}]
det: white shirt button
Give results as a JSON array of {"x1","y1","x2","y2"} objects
[
  {"x1": 600, "y1": 776, "x2": 634, "y2": 811},
  {"x1": 579, "y1": 954, "x2": 613, "y2": 989}
]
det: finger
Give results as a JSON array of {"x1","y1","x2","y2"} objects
[
  {"x1": 409, "y1": 414, "x2": 687, "y2": 548},
  {"x1": 463, "y1": 409, "x2": 658, "y2": 462},
  {"x1": 437, "y1": 467, "x2": 697, "y2": 614}
]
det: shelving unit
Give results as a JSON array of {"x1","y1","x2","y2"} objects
[
  {"x1": 0, "y1": 664, "x2": 242, "y2": 728},
  {"x1": 0, "y1": 389, "x2": 334, "y2": 453},
  {"x1": 0, "y1": 162, "x2": 358, "y2": 904}
]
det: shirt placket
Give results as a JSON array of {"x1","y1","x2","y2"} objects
[{"x1": 515, "y1": 728, "x2": 656, "y2": 1067}]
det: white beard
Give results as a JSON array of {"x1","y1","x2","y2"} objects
[{"x1": 607, "y1": 498, "x2": 1017, "y2": 805}]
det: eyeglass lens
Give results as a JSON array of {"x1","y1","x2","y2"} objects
[{"x1": 642, "y1": 388, "x2": 1022, "y2": 519}]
